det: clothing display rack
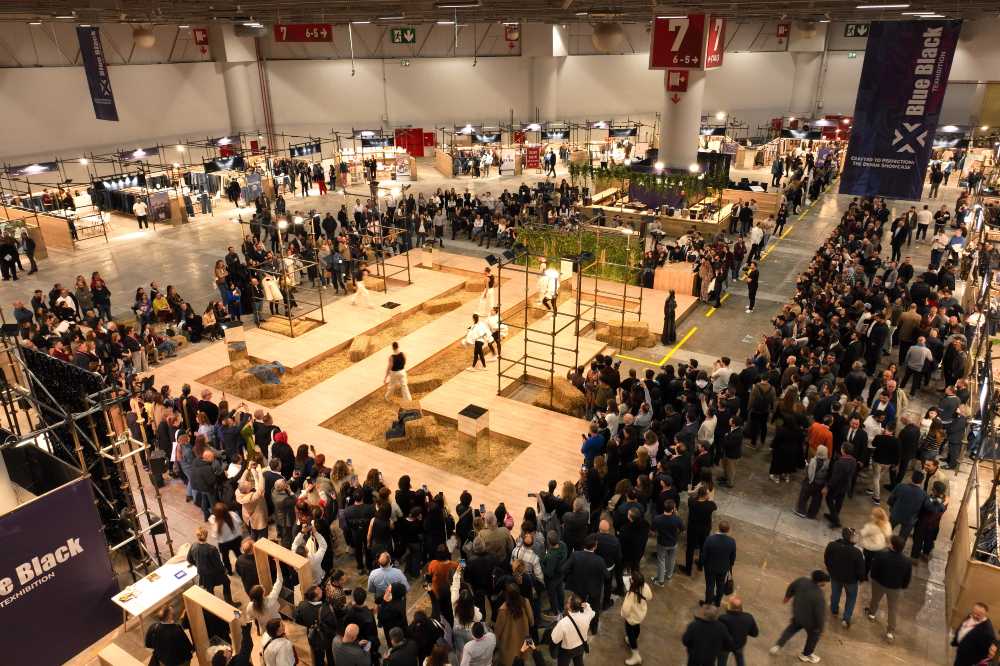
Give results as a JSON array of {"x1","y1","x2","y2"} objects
[
  {"x1": 0, "y1": 167, "x2": 107, "y2": 247},
  {"x1": 0, "y1": 318, "x2": 173, "y2": 584}
]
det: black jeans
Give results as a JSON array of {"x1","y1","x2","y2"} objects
[
  {"x1": 776, "y1": 620, "x2": 821, "y2": 655},
  {"x1": 218, "y1": 536, "x2": 241, "y2": 575},
  {"x1": 718, "y1": 650, "x2": 746, "y2": 666},
  {"x1": 625, "y1": 621, "x2": 641, "y2": 649}
]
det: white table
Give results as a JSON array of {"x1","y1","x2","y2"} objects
[{"x1": 111, "y1": 561, "x2": 198, "y2": 634}]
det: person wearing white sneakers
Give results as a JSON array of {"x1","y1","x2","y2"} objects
[
  {"x1": 864, "y1": 535, "x2": 912, "y2": 643},
  {"x1": 620, "y1": 570, "x2": 652, "y2": 665},
  {"x1": 769, "y1": 569, "x2": 829, "y2": 663}
]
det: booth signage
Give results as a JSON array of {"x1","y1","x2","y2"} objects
[
  {"x1": 361, "y1": 137, "x2": 394, "y2": 148},
  {"x1": 0, "y1": 478, "x2": 119, "y2": 666},
  {"x1": 649, "y1": 14, "x2": 706, "y2": 70},
  {"x1": 77, "y1": 27, "x2": 118, "y2": 122},
  {"x1": 839, "y1": 20, "x2": 962, "y2": 201},
  {"x1": 844, "y1": 23, "x2": 870, "y2": 38},
  {"x1": 274, "y1": 23, "x2": 333, "y2": 42},
  {"x1": 609, "y1": 127, "x2": 638, "y2": 138},
  {"x1": 666, "y1": 69, "x2": 689, "y2": 92},
  {"x1": 390, "y1": 27, "x2": 417, "y2": 44},
  {"x1": 513, "y1": 130, "x2": 526, "y2": 144},
  {"x1": 5, "y1": 162, "x2": 58, "y2": 176},
  {"x1": 526, "y1": 146, "x2": 541, "y2": 169},
  {"x1": 704, "y1": 16, "x2": 726, "y2": 69}
]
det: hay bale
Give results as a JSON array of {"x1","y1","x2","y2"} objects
[
  {"x1": 231, "y1": 370, "x2": 261, "y2": 391},
  {"x1": 399, "y1": 400, "x2": 423, "y2": 415},
  {"x1": 258, "y1": 384, "x2": 282, "y2": 399},
  {"x1": 621, "y1": 321, "x2": 649, "y2": 337},
  {"x1": 639, "y1": 333, "x2": 658, "y2": 348},
  {"x1": 231, "y1": 358, "x2": 253, "y2": 371},
  {"x1": 349, "y1": 335, "x2": 372, "y2": 362},
  {"x1": 423, "y1": 296, "x2": 462, "y2": 314},
  {"x1": 386, "y1": 436, "x2": 409, "y2": 452},
  {"x1": 618, "y1": 335, "x2": 639, "y2": 351},
  {"x1": 405, "y1": 416, "x2": 439, "y2": 445},
  {"x1": 406, "y1": 374, "x2": 443, "y2": 393},
  {"x1": 464, "y1": 277, "x2": 486, "y2": 292},
  {"x1": 364, "y1": 276, "x2": 387, "y2": 292}
]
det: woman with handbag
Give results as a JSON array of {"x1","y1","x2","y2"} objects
[
  {"x1": 144, "y1": 604, "x2": 194, "y2": 666},
  {"x1": 548, "y1": 593, "x2": 595, "y2": 666}
]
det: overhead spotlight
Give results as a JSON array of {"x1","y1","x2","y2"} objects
[
  {"x1": 981, "y1": 125, "x2": 990, "y2": 131},
  {"x1": 654, "y1": 161, "x2": 665, "y2": 172},
  {"x1": 401, "y1": 59, "x2": 411, "y2": 66},
  {"x1": 176, "y1": 144, "x2": 186, "y2": 152},
  {"x1": 79, "y1": 158, "x2": 88, "y2": 165},
  {"x1": 688, "y1": 163, "x2": 701, "y2": 173},
  {"x1": 940, "y1": 125, "x2": 959, "y2": 132},
  {"x1": 28, "y1": 20, "x2": 42, "y2": 25},
  {"x1": 715, "y1": 111, "x2": 727, "y2": 121},
  {"x1": 351, "y1": 21, "x2": 371, "y2": 24},
  {"x1": 178, "y1": 25, "x2": 190, "y2": 29}
]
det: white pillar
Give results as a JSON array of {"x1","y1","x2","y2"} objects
[
  {"x1": 659, "y1": 69, "x2": 705, "y2": 170},
  {"x1": 219, "y1": 62, "x2": 259, "y2": 133},
  {"x1": 788, "y1": 52, "x2": 822, "y2": 118}
]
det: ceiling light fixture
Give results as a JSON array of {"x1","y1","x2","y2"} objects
[
  {"x1": 434, "y1": 1, "x2": 481, "y2": 8},
  {"x1": 377, "y1": 16, "x2": 405, "y2": 20},
  {"x1": 657, "y1": 16, "x2": 685, "y2": 19},
  {"x1": 242, "y1": 21, "x2": 263, "y2": 28},
  {"x1": 819, "y1": 19, "x2": 830, "y2": 22},
  {"x1": 79, "y1": 158, "x2": 88, "y2": 165},
  {"x1": 918, "y1": 14, "x2": 945, "y2": 17},
  {"x1": 55, "y1": 14, "x2": 76, "y2": 19},
  {"x1": 901, "y1": 11, "x2": 934, "y2": 14},
  {"x1": 351, "y1": 21, "x2": 371, "y2": 24},
  {"x1": 856, "y1": 4, "x2": 910, "y2": 9},
  {"x1": 28, "y1": 21, "x2": 42, "y2": 25},
  {"x1": 178, "y1": 24, "x2": 190, "y2": 28},
  {"x1": 437, "y1": 20, "x2": 456, "y2": 24}
]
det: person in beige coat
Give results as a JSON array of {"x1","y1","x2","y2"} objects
[{"x1": 236, "y1": 463, "x2": 268, "y2": 539}]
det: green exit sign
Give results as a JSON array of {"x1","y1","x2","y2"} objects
[
  {"x1": 390, "y1": 27, "x2": 416, "y2": 44},
  {"x1": 847, "y1": 51, "x2": 858, "y2": 59}
]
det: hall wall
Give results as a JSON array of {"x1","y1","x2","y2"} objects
[{"x1": 2, "y1": 18, "x2": 999, "y2": 164}]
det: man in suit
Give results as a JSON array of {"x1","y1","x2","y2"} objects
[
  {"x1": 595, "y1": 519, "x2": 623, "y2": 607},
  {"x1": 952, "y1": 603, "x2": 997, "y2": 666},
  {"x1": 562, "y1": 534, "x2": 608, "y2": 631},
  {"x1": 701, "y1": 521, "x2": 737, "y2": 607}
]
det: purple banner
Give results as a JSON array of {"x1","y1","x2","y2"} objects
[
  {"x1": 0, "y1": 478, "x2": 119, "y2": 665},
  {"x1": 839, "y1": 20, "x2": 962, "y2": 200},
  {"x1": 77, "y1": 27, "x2": 119, "y2": 122}
]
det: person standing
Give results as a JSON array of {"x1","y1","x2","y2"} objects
[
  {"x1": 549, "y1": 593, "x2": 595, "y2": 666},
  {"x1": 144, "y1": 605, "x2": 194, "y2": 666},
  {"x1": 952, "y1": 603, "x2": 997, "y2": 666},
  {"x1": 133, "y1": 198, "x2": 150, "y2": 229},
  {"x1": 661, "y1": 290, "x2": 677, "y2": 345},
  {"x1": 720, "y1": 417, "x2": 743, "y2": 488},
  {"x1": 464, "y1": 314, "x2": 491, "y2": 371},
  {"x1": 869, "y1": 425, "x2": 900, "y2": 506},
  {"x1": 620, "y1": 571, "x2": 652, "y2": 665},
  {"x1": 683, "y1": 487, "x2": 717, "y2": 576},
  {"x1": 562, "y1": 534, "x2": 607, "y2": 631},
  {"x1": 651, "y1": 499, "x2": 684, "y2": 586},
  {"x1": 701, "y1": 521, "x2": 736, "y2": 607},
  {"x1": 187, "y1": 526, "x2": 234, "y2": 603},
  {"x1": 824, "y1": 528, "x2": 866, "y2": 628},
  {"x1": 18, "y1": 231, "x2": 37, "y2": 274},
  {"x1": 718, "y1": 596, "x2": 759, "y2": 666},
  {"x1": 887, "y1": 470, "x2": 929, "y2": 543},
  {"x1": 384, "y1": 341, "x2": 412, "y2": 401},
  {"x1": 864, "y1": 535, "x2": 912, "y2": 641},
  {"x1": 743, "y1": 262, "x2": 759, "y2": 314},
  {"x1": 768, "y1": 570, "x2": 830, "y2": 663},
  {"x1": 208, "y1": 502, "x2": 245, "y2": 577},
  {"x1": 793, "y1": 445, "x2": 830, "y2": 519},
  {"x1": 480, "y1": 267, "x2": 496, "y2": 313},
  {"x1": 682, "y1": 603, "x2": 734, "y2": 666}
]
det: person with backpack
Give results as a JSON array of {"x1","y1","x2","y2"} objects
[
  {"x1": 261, "y1": 618, "x2": 297, "y2": 666},
  {"x1": 793, "y1": 445, "x2": 830, "y2": 520}
]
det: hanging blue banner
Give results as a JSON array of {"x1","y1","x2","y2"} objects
[
  {"x1": 76, "y1": 26, "x2": 119, "y2": 122},
  {"x1": 839, "y1": 20, "x2": 962, "y2": 200}
]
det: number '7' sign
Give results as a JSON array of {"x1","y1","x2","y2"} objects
[{"x1": 649, "y1": 14, "x2": 715, "y2": 71}]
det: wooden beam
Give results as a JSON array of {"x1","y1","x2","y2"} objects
[{"x1": 182, "y1": 585, "x2": 243, "y2": 666}]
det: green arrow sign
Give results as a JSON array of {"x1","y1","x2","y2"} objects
[{"x1": 391, "y1": 27, "x2": 416, "y2": 44}]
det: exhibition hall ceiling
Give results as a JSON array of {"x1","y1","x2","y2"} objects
[{"x1": 0, "y1": 0, "x2": 995, "y2": 25}]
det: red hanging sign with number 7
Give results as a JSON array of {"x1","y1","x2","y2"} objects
[
  {"x1": 273, "y1": 23, "x2": 333, "y2": 43},
  {"x1": 649, "y1": 14, "x2": 706, "y2": 70}
]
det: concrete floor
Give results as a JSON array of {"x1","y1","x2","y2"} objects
[{"x1": 30, "y1": 162, "x2": 970, "y2": 665}]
